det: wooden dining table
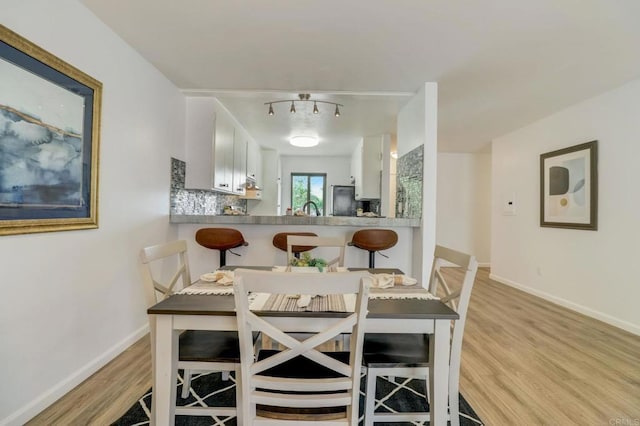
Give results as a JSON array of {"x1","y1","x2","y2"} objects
[{"x1": 147, "y1": 267, "x2": 458, "y2": 426}]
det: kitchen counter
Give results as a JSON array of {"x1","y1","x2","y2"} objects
[{"x1": 170, "y1": 214, "x2": 420, "y2": 227}]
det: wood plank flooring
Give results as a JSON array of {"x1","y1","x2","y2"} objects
[{"x1": 26, "y1": 268, "x2": 640, "y2": 425}]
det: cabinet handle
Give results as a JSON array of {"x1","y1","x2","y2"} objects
[{"x1": 220, "y1": 183, "x2": 229, "y2": 187}]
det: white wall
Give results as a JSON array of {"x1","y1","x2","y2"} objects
[
  {"x1": 280, "y1": 155, "x2": 352, "y2": 215},
  {"x1": 397, "y1": 83, "x2": 438, "y2": 284},
  {"x1": 0, "y1": 1, "x2": 185, "y2": 423},
  {"x1": 248, "y1": 149, "x2": 280, "y2": 215},
  {"x1": 491, "y1": 78, "x2": 640, "y2": 335},
  {"x1": 437, "y1": 153, "x2": 491, "y2": 265}
]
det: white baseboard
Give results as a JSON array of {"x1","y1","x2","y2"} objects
[
  {"x1": 1, "y1": 324, "x2": 149, "y2": 426},
  {"x1": 489, "y1": 273, "x2": 640, "y2": 336},
  {"x1": 477, "y1": 262, "x2": 491, "y2": 268}
]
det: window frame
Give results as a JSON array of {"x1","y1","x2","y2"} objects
[{"x1": 290, "y1": 173, "x2": 327, "y2": 216}]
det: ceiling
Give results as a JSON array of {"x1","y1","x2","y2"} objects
[{"x1": 81, "y1": 0, "x2": 640, "y2": 155}]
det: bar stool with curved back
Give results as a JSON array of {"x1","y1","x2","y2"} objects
[
  {"x1": 349, "y1": 229, "x2": 398, "y2": 268},
  {"x1": 195, "y1": 228, "x2": 248, "y2": 267},
  {"x1": 362, "y1": 245, "x2": 478, "y2": 426},
  {"x1": 139, "y1": 240, "x2": 241, "y2": 421},
  {"x1": 272, "y1": 232, "x2": 317, "y2": 260}
]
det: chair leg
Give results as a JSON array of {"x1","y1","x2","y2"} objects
[
  {"x1": 364, "y1": 368, "x2": 378, "y2": 426},
  {"x1": 219, "y1": 250, "x2": 227, "y2": 267},
  {"x1": 368, "y1": 251, "x2": 376, "y2": 268},
  {"x1": 449, "y1": 373, "x2": 460, "y2": 426},
  {"x1": 235, "y1": 365, "x2": 243, "y2": 425},
  {"x1": 181, "y1": 369, "x2": 192, "y2": 398}
]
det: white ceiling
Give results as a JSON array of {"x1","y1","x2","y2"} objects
[{"x1": 82, "y1": 0, "x2": 640, "y2": 155}]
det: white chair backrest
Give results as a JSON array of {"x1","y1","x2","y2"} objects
[
  {"x1": 139, "y1": 240, "x2": 192, "y2": 308},
  {"x1": 233, "y1": 269, "x2": 370, "y2": 424},
  {"x1": 286, "y1": 235, "x2": 346, "y2": 268},
  {"x1": 427, "y1": 245, "x2": 478, "y2": 369}
]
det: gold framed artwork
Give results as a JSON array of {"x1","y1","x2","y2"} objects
[
  {"x1": 540, "y1": 140, "x2": 598, "y2": 230},
  {"x1": 0, "y1": 25, "x2": 101, "y2": 236}
]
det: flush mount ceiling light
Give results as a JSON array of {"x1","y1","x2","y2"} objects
[
  {"x1": 266, "y1": 94, "x2": 342, "y2": 117},
  {"x1": 290, "y1": 136, "x2": 319, "y2": 148}
]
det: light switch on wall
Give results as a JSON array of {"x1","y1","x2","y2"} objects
[{"x1": 502, "y1": 193, "x2": 516, "y2": 216}]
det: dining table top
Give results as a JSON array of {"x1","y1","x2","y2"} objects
[{"x1": 147, "y1": 266, "x2": 459, "y2": 320}]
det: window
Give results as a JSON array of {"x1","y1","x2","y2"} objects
[{"x1": 291, "y1": 173, "x2": 326, "y2": 216}]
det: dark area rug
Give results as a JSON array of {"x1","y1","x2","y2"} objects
[{"x1": 113, "y1": 371, "x2": 483, "y2": 425}]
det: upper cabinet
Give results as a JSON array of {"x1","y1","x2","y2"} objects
[
  {"x1": 351, "y1": 135, "x2": 383, "y2": 200},
  {"x1": 232, "y1": 128, "x2": 247, "y2": 194},
  {"x1": 185, "y1": 97, "x2": 215, "y2": 189},
  {"x1": 246, "y1": 138, "x2": 262, "y2": 185},
  {"x1": 213, "y1": 110, "x2": 235, "y2": 192},
  {"x1": 185, "y1": 97, "x2": 260, "y2": 194}
]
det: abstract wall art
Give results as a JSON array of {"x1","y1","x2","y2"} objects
[
  {"x1": 540, "y1": 140, "x2": 597, "y2": 230},
  {"x1": 0, "y1": 25, "x2": 101, "y2": 236}
]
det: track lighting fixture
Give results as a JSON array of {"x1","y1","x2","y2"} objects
[{"x1": 265, "y1": 94, "x2": 343, "y2": 117}]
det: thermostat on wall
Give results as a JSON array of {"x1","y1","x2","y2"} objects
[{"x1": 502, "y1": 193, "x2": 516, "y2": 216}]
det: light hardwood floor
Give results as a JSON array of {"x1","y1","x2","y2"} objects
[{"x1": 27, "y1": 268, "x2": 640, "y2": 425}]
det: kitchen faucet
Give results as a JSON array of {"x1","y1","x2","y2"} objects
[{"x1": 302, "y1": 200, "x2": 321, "y2": 216}]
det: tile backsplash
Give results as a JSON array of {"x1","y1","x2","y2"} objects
[
  {"x1": 396, "y1": 145, "x2": 423, "y2": 219},
  {"x1": 170, "y1": 158, "x2": 246, "y2": 215}
]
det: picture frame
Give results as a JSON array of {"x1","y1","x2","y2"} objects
[
  {"x1": 0, "y1": 25, "x2": 101, "y2": 236},
  {"x1": 540, "y1": 140, "x2": 597, "y2": 230}
]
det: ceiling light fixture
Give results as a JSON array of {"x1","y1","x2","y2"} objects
[
  {"x1": 290, "y1": 136, "x2": 319, "y2": 148},
  {"x1": 265, "y1": 94, "x2": 343, "y2": 117}
]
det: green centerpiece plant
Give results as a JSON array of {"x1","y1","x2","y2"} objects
[{"x1": 290, "y1": 253, "x2": 328, "y2": 272}]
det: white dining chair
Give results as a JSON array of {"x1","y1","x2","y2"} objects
[
  {"x1": 286, "y1": 235, "x2": 346, "y2": 268},
  {"x1": 362, "y1": 245, "x2": 478, "y2": 426},
  {"x1": 233, "y1": 269, "x2": 370, "y2": 425},
  {"x1": 139, "y1": 240, "x2": 241, "y2": 420}
]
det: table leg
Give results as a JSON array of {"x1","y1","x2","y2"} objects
[
  {"x1": 153, "y1": 315, "x2": 178, "y2": 426},
  {"x1": 429, "y1": 319, "x2": 450, "y2": 426}
]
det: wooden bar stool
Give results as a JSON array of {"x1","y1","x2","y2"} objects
[
  {"x1": 272, "y1": 232, "x2": 317, "y2": 259},
  {"x1": 349, "y1": 229, "x2": 398, "y2": 268},
  {"x1": 195, "y1": 228, "x2": 248, "y2": 267}
]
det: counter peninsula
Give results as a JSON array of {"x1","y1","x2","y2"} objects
[{"x1": 170, "y1": 214, "x2": 420, "y2": 227}]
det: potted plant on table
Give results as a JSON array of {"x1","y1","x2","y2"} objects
[{"x1": 290, "y1": 253, "x2": 328, "y2": 272}]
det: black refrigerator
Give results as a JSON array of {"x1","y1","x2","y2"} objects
[{"x1": 332, "y1": 185, "x2": 356, "y2": 216}]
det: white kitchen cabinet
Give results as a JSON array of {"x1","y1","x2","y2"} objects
[
  {"x1": 186, "y1": 97, "x2": 258, "y2": 193},
  {"x1": 232, "y1": 130, "x2": 247, "y2": 195},
  {"x1": 213, "y1": 110, "x2": 235, "y2": 191},
  {"x1": 246, "y1": 138, "x2": 262, "y2": 186},
  {"x1": 351, "y1": 135, "x2": 382, "y2": 200},
  {"x1": 185, "y1": 97, "x2": 215, "y2": 189}
]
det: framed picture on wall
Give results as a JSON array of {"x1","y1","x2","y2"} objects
[
  {"x1": 0, "y1": 25, "x2": 102, "y2": 236},
  {"x1": 540, "y1": 140, "x2": 598, "y2": 230}
]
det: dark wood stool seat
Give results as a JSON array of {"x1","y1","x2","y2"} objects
[
  {"x1": 362, "y1": 333, "x2": 430, "y2": 368},
  {"x1": 349, "y1": 229, "x2": 398, "y2": 268},
  {"x1": 272, "y1": 232, "x2": 317, "y2": 258},
  {"x1": 179, "y1": 330, "x2": 242, "y2": 363},
  {"x1": 195, "y1": 228, "x2": 248, "y2": 267}
]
